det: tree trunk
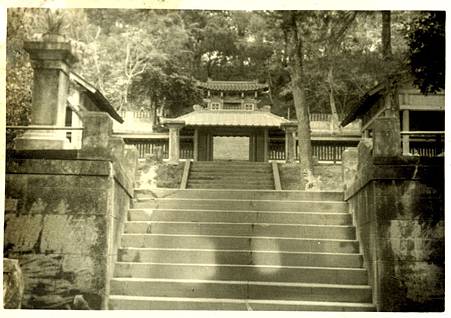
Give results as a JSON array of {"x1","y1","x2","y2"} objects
[
  {"x1": 327, "y1": 66, "x2": 340, "y2": 131},
  {"x1": 286, "y1": 13, "x2": 313, "y2": 189},
  {"x1": 381, "y1": 11, "x2": 399, "y2": 118},
  {"x1": 382, "y1": 11, "x2": 392, "y2": 61}
]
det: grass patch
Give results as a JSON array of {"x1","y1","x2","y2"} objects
[
  {"x1": 136, "y1": 154, "x2": 184, "y2": 189},
  {"x1": 155, "y1": 162, "x2": 184, "y2": 188},
  {"x1": 279, "y1": 163, "x2": 343, "y2": 191}
]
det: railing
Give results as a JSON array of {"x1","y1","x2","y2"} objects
[
  {"x1": 126, "y1": 139, "x2": 194, "y2": 159},
  {"x1": 269, "y1": 140, "x2": 358, "y2": 163},
  {"x1": 128, "y1": 140, "x2": 168, "y2": 159},
  {"x1": 401, "y1": 131, "x2": 444, "y2": 157},
  {"x1": 120, "y1": 110, "x2": 153, "y2": 119},
  {"x1": 310, "y1": 144, "x2": 349, "y2": 163},
  {"x1": 180, "y1": 140, "x2": 194, "y2": 159},
  {"x1": 269, "y1": 141, "x2": 285, "y2": 160},
  {"x1": 310, "y1": 113, "x2": 332, "y2": 122}
]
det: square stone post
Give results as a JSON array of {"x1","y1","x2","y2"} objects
[
  {"x1": 78, "y1": 112, "x2": 113, "y2": 159},
  {"x1": 15, "y1": 35, "x2": 77, "y2": 150},
  {"x1": 372, "y1": 117, "x2": 401, "y2": 157},
  {"x1": 162, "y1": 120, "x2": 185, "y2": 164},
  {"x1": 281, "y1": 122, "x2": 298, "y2": 163}
]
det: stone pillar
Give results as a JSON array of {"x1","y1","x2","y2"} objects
[
  {"x1": 164, "y1": 120, "x2": 185, "y2": 164},
  {"x1": 15, "y1": 36, "x2": 77, "y2": 150},
  {"x1": 341, "y1": 147, "x2": 358, "y2": 190},
  {"x1": 402, "y1": 109, "x2": 410, "y2": 155},
  {"x1": 281, "y1": 122, "x2": 297, "y2": 163},
  {"x1": 78, "y1": 112, "x2": 112, "y2": 158},
  {"x1": 372, "y1": 117, "x2": 401, "y2": 157}
]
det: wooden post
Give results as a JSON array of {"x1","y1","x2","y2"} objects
[
  {"x1": 263, "y1": 128, "x2": 269, "y2": 162},
  {"x1": 402, "y1": 109, "x2": 410, "y2": 155},
  {"x1": 193, "y1": 128, "x2": 198, "y2": 161}
]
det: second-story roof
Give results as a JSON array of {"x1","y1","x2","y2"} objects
[
  {"x1": 172, "y1": 108, "x2": 289, "y2": 127},
  {"x1": 197, "y1": 80, "x2": 269, "y2": 92}
]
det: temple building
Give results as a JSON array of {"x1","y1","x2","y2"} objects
[
  {"x1": 114, "y1": 80, "x2": 362, "y2": 163},
  {"x1": 162, "y1": 80, "x2": 297, "y2": 162}
]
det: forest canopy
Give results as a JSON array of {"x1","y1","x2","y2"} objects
[{"x1": 6, "y1": 9, "x2": 445, "y2": 126}]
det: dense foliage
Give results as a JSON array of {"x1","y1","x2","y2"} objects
[
  {"x1": 6, "y1": 9, "x2": 444, "y2": 151},
  {"x1": 406, "y1": 11, "x2": 445, "y2": 94}
]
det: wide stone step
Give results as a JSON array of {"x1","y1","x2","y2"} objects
[
  {"x1": 120, "y1": 234, "x2": 360, "y2": 253},
  {"x1": 187, "y1": 183, "x2": 274, "y2": 190},
  {"x1": 188, "y1": 175, "x2": 273, "y2": 181},
  {"x1": 114, "y1": 262, "x2": 368, "y2": 285},
  {"x1": 133, "y1": 198, "x2": 348, "y2": 213},
  {"x1": 187, "y1": 179, "x2": 274, "y2": 185},
  {"x1": 109, "y1": 295, "x2": 375, "y2": 311},
  {"x1": 110, "y1": 278, "x2": 373, "y2": 303},
  {"x1": 128, "y1": 209, "x2": 352, "y2": 225},
  {"x1": 124, "y1": 221, "x2": 356, "y2": 239},
  {"x1": 192, "y1": 161, "x2": 271, "y2": 167},
  {"x1": 190, "y1": 166, "x2": 272, "y2": 171},
  {"x1": 117, "y1": 248, "x2": 363, "y2": 268},
  {"x1": 134, "y1": 189, "x2": 344, "y2": 201}
]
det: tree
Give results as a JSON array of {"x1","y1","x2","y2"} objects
[
  {"x1": 406, "y1": 11, "x2": 445, "y2": 94},
  {"x1": 276, "y1": 11, "x2": 315, "y2": 189}
]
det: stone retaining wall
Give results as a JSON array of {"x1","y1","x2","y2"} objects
[
  {"x1": 344, "y1": 142, "x2": 444, "y2": 311},
  {"x1": 4, "y1": 154, "x2": 136, "y2": 309}
]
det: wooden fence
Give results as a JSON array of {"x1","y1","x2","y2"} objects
[
  {"x1": 310, "y1": 113, "x2": 332, "y2": 122},
  {"x1": 180, "y1": 141, "x2": 194, "y2": 159},
  {"x1": 127, "y1": 138, "x2": 443, "y2": 161},
  {"x1": 126, "y1": 139, "x2": 194, "y2": 159},
  {"x1": 269, "y1": 141, "x2": 357, "y2": 162},
  {"x1": 410, "y1": 141, "x2": 444, "y2": 157},
  {"x1": 128, "y1": 139, "x2": 168, "y2": 159}
]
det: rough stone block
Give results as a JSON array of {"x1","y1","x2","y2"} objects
[
  {"x1": 4, "y1": 214, "x2": 44, "y2": 252},
  {"x1": 22, "y1": 185, "x2": 109, "y2": 215},
  {"x1": 342, "y1": 147, "x2": 358, "y2": 190},
  {"x1": 3, "y1": 258, "x2": 24, "y2": 309},
  {"x1": 377, "y1": 259, "x2": 444, "y2": 311}
]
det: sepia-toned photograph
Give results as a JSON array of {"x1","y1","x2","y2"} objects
[{"x1": 2, "y1": 1, "x2": 445, "y2": 313}]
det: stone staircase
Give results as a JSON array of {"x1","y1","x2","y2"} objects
[
  {"x1": 187, "y1": 161, "x2": 274, "y2": 189},
  {"x1": 108, "y1": 188, "x2": 375, "y2": 311}
]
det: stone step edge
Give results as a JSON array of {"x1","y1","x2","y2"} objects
[
  {"x1": 108, "y1": 295, "x2": 375, "y2": 308},
  {"x1": 124, "y1": 221, "x2": 355, "y2": 229},
  {"x1": 114, "y1": 261, "x2": 366, "y2": 272},
  {"x1": 136, "y1": 197, "x2": 347, "y2": 204},
  {"x1": 129, "y1": 208, "x2": 351, "y2": 215},
  {"x1": 110, "y1": 277, "x2": 372, "y2": 289},
  {"x1": 120, "y1": 233, "x2": 359, "y2": 242},
  {"x1": 134, "y1": 188, "x2": 344, "y2": 194},
  {"x1": 117, "y1": 247, "x2": 362, "y2": 256}
]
